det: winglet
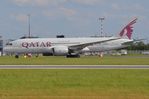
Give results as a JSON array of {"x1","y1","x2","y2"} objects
[{"x1": 119, "y1": 18, "x2": 137, "y2": 39}]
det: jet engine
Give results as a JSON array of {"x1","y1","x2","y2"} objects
[{"x1": 52, "y1": 46, "x2": 69, "y2": 56}]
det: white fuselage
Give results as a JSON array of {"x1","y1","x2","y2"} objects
[{"x1": 4, "y1": 37, "x2": 119, "y2": 54}]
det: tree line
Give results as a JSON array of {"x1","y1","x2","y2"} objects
[{"x1": 127, "y1": 41, "x2": 149, "y2": 50}]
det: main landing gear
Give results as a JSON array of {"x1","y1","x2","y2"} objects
[{"x1": 66, "y1": 54, "x2": 80, "y2": 58}]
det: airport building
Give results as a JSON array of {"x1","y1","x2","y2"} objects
[{"x1": 0, "y1": 36, "x2": 3, "y2": 56}]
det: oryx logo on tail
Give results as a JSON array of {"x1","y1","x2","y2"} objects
[{"x1": 119, "y1": 18, "x2": 137, "y2": 39}]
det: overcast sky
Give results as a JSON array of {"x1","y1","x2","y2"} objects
[{"x1": 0, "y1": 0, "x2": 149, "y2": 41}]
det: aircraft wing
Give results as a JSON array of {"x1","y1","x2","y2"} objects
[{"x1": 69, "y1": 37, "x2": 120, "y2": 51}]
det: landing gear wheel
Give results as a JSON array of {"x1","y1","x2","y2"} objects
[
  {"x1": 66, "y1": 54, "x2": 80, "y2": 58},
  {"x1": 15, "y1": 55, "x2": 19, "y2": 58}
]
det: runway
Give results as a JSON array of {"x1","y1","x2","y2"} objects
[{"x1": 0, "y1": 65, "x2": 149, "y2": 69}]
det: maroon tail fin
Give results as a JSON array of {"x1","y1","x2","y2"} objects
[{"x1": 119, "y1": 18, "x2": 137, "y2": 39}]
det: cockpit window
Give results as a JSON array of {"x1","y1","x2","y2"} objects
[{"x1": 6, "y1": 43, "x2": 13, "y2": 46}]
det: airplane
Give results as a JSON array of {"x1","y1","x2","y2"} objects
[
  {"x1": 4, "y1": 36, "x2": 120, "y2": 58},
  {"x1": 82, "y1": 18, "x2": 137, "y2": 55}
]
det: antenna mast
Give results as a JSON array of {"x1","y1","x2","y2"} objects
[{"x1": 99, "y1": 17, "x2": 105, "y2": 37}]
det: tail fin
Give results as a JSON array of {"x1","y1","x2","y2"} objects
[{"x1": 119, "y1": 18, "x2": 137, "y2": 39}]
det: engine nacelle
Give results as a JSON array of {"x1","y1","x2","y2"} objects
[{"x1": 52, "y1": 46, "x2": 69, "y2": 56}]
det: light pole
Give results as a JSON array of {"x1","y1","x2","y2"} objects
[
  {"x1": 99, "y1": 17, "x2": 105, "y2": 37},
  {"x1": 27, "y1": 14, "x2": 31, "y2": 38}
]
